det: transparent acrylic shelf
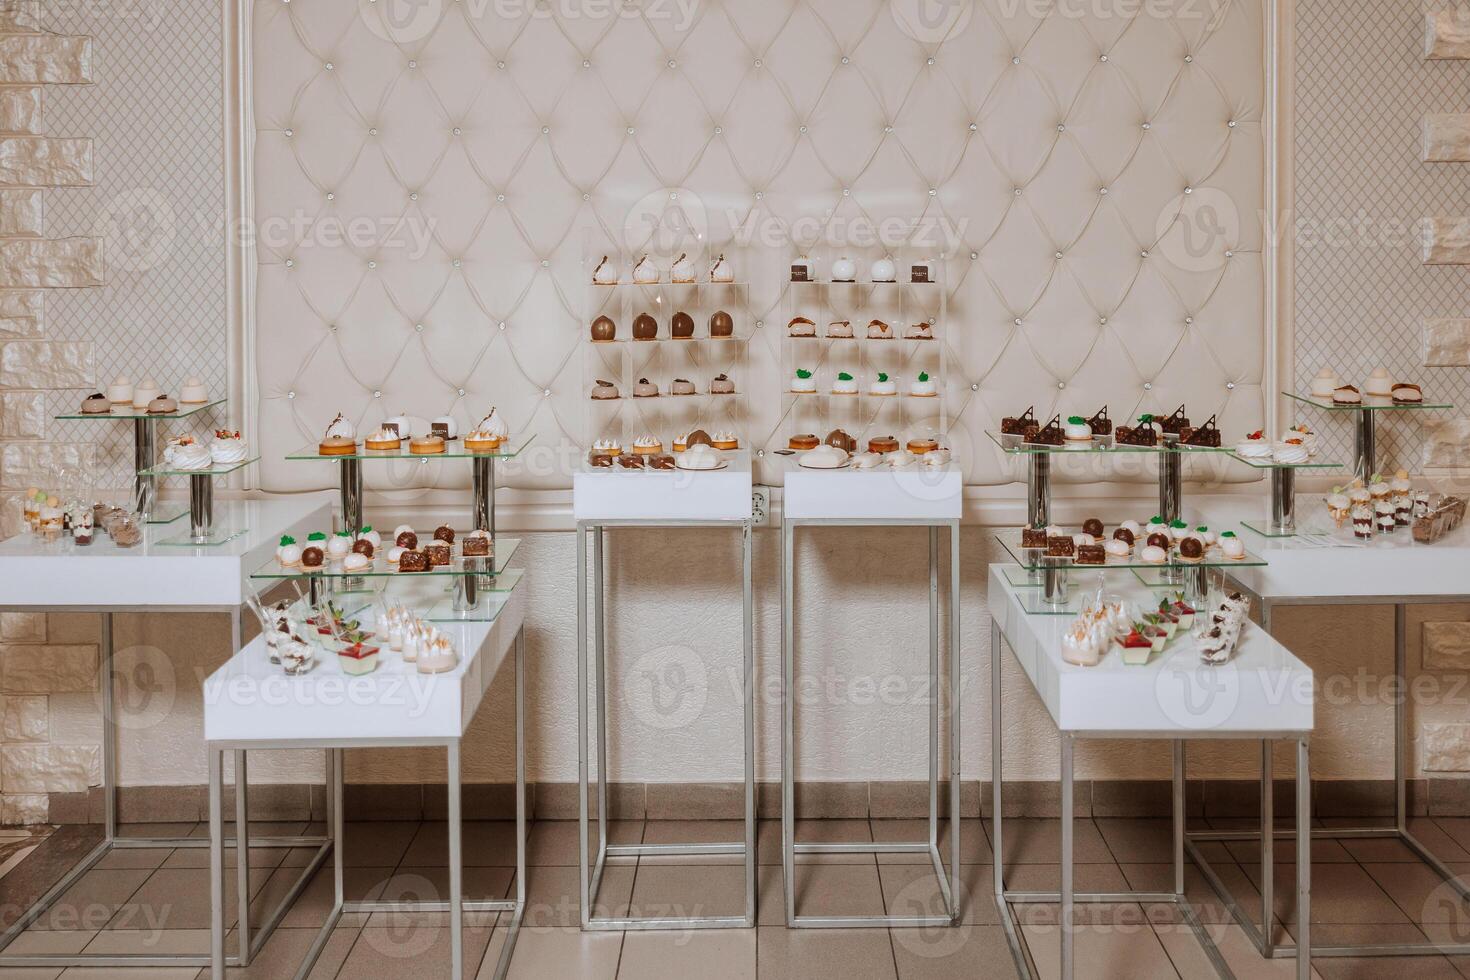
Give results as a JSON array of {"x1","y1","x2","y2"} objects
[
  {"x1": 140, "y1": 455, "x2": 258, "y2": 479},
  {"x1": 590, "y1": 280, "x2": 751, "y2": 288},
  {"x1": 154, "y1": 526, "x2": 248, "y2": 548},
  {"x1": 994, "y1": 529, "x2": 1267, "y2": 572},
  {"x1": 788, "y1": 279, "x2": 941, "y2": 287},
  {"x1": 250, "y1": 538, "x2": 521, "y2": 581},
  {"x1": 985, "y1": 430, "x2": 1229, "y2": 456},
  {"x1": 284, "y1": 433, "x2": 533, "y2": 461},
  {"x1": 1226, "y1": 452, "x2": 1344, "y2": 470},
  {"x1": 1284, "y1": 392, "x2": 1453, "y2": 412},
  {"x1": 55, "y1": 398, "x2": 225, "y2": 421}
]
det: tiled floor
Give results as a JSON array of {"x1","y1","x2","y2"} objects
[{"x1": 0, "y1": 817, "x2": 1464, "y2": 978}]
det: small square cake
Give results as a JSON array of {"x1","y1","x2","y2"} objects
[
  {"x1": 1046, "y1": 535, "x2": 1075, "y2": 557},
  {"x1": 1076, "y1": 544, "x2": 1105, "y2": 565},
  {"x1": 1020, "y1": 526, "x2": 1048, "y2": 548},
  {"x1": 462, "y1": 535, "x2": 491, "y2": 557},
  {"x1": 398, "y1": 550, "x2": 428, "y2": 572},
  {"x1": 424, "y1": 543, "x2": 451, "y2": 566}
]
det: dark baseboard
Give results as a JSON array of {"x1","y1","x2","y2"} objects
[{"x1": 38, "y1": 777, "x2": 1465, "y2": 825}]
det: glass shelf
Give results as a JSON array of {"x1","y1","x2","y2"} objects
[
  {"x1": 284, "y1": 432, "x2": 534, "y2": 461},
  {"x1": 590, "y1": 280, "x2": 751, "y2": 288},
  {"x1": 155, "y1": 527, "x2": 248, "y2": 547},
  {"x1": 55, "y1": 398, "x2": 226, "y2": 421},
  {"x1": 1226, "y1": 452, "x2": 1344, "y2": 470},
  {"x1": 140, "y1": 455, "x2": 258, "y2": 479},
  {"x1": 984, "y1": 430, "x2": 1228, "y2": 455},
  {"x1": 994, "y1": 529, "x2": 1267, "y2": 571},
  {"x1": 788, "y1": 280, "x2": 941, "y2": 287},
  {"x1": 1284, "y1": 392, "x2": 1453, "y2": 412},
  {"x1": 250, "y1": 537, "x2": 521, "y2": 581}
]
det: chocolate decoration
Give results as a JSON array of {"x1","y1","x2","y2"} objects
[
  {"x1": 633, "y1": 313, "x2": 658, "y2": 340},
  {"x1": 590, "y1": 315, "x2": 616, "y2": 342},
  {"x1": 1113, "y1": 527, "x2": 1135, "y2": 545},
  {"x1": 430, "y1": 421, "x2": 450, "y2": 440},
  {"x1": 1146, "y1": 532, "x2": 1170, "y2": 549},
  {"x1": 911, "y1": 265, "x2": 930, "y2": 283},
  {"x1": 434, "y1": 524, "x2": 455, "y2": 544},
  {"x1": 791, "y1": 265, "x2": 810, "y2": 282},
  {"x1": 671, "y1": 311, "x2": 694, "y2": 338},
  {"x1": 709, "y1": 310, "x2": 734, "y2": 337},
  {"x1": 1082, "y1": 518, "x2": 1104, "y2": 539},
  {"x1": 352, "y1": 539, "x2": 374, "y2": 559},
  {"x1": 395, "y1": 531, "x2": 418, "y2": 549}
]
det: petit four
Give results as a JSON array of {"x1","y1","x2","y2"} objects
[
  {"x1": 1364, "y1": 367, "x2": 1392, "y2": 397},
  {"x1": 633, "y1": 254, "x2": 658, "y2": 283},
  {"x1": 1146, "y1": 516, "x2": 1167, "y2": 536},
  {"x1": 180, "y1": 378, "x2": 208, "y2": 403},
  {"x1": 465, "y1": 407, "x2": 508, "y2": 451},
  {"x1": 923, "y1": 447, "x2": 952, "y2": 466},
  {"x1": 210, "y1": 430, "x2": 247, "y2": 464},
  {"x1": 1115, "y1": 415, "x2": 1159, "y2": 446},
  {"x1": 791, "y1": 256, "x2": 814, "y2": 282},
  {"x1": 385, "y1": 414, "x2": 412, "y2": 438},
  {"x1": 396, "y1": 530, "x2": 418, "y2": 549},
  {"x1": 788, "y1": 316, "x2": 817, "y2": 337},
  {"x1": 1309, "y1": 368, "x2": 1340, "y2": 397},
  {"x1": 1141, "y1": 544, "x2": 1168, "y2": 564},
  {"x1": 592, "y1": 255, "x2": 618, "y2": 285},
  {"x1": 911, "y1": 259, "x2": 934, "y2": 283},
  {"x1": 1219, "y1": 531, "x2": 1245, "y2": 560},
  {"x1": 1272, "y1": 438, "x2": 1309, "y2": 464},
  {"x1": 671, "y1": 252, "x2": 695, "y2": 283},
  {"x1": 790, "y1": 369, "x2": 817, "y2": 393},
  {"x1": 107, "y1": 376, "x2": 134, "y2": 405},
  {"x1": 1146, "y1": 532, "x2": 1170, "y2": 550},
  {"x1": 633, "y1": 434, "x2": 663, "y2": 455},
  {"x1": 1113, "y1": 527, "x2": 1135, "y2": 545},
  {"x1": 163, "y1": 435, "x2": 212, "y2": 470},
  {"x1": 709, "y1": 254, "x2": 733, "y2": 283},
  {"x1": 789, "y1": 433, "x2": 819, "y2": 450},
  {"x1": 147, "y1": 395, "x2": 178, "y2": 414},
  {"x1": 649, "y1": 453, "x2": 676, "y2": 470},
  {"x1": 131, "y1": 379, "x2": 161, "y2": 409},
  {"x1": 711, "y1": 374, "x2": 735, "y2": 394},
  {"x1": 1021, "y1": 525, "x2": 1048, "y2": 548},
  {"x1": 277, "y1": 535, "x2": 302, "y2": 567},
  {"x1": 1168, "y1": 519, "x2": 1189, "y2": 541},
  {"x1": 1063, "y1": 416, "x2": 1091, "y2": 443},
  {"x1": 1119, "y1": 519, "x2": 1142, "y2": 537},
  {"x1": 869, "y1": 372, "x2": 896, "y2": 396},
  {"x1": 710, "y1": 310, "x2": 734, "y2": 337},
  {"x1": 1194, "y1": 526, "x2": 1216, "y2": 546},
  {"x1": 832, "y1": 372, "x2": 857, "y2": 395},
  {"x1": 1392, "y1": 382, "x2": 1423, "y2": 404},
  {"x1": 1076, "y1": 544, "x2": 1105, "y2": 565},
  {"x1": 1046, "y1": 533, "x2": 1075, "y2": 557},
  {"x1": 81, "y1": 392, "x2": 110, "y2": 414},
  {"x1": 1235, "y1": 430, "x2": 1270, "y2": 458},
  {"x1": 1001, "y1": 407, "x2": 1037, "y2": 437},
  {"x1": 633, "y1": 377, "x2": 659, "y2": 398},
  {"x1": 351, "y1": 538, "x2": 375, "y2": 559},
  {"x1": 907, "y1": 437, "x2": 939, "y2": 454},
  {"x1": 325, "y1": 413, "x2": 355, "y2": 440},
  {"x1": 1158, "y1": 405, "x2": 1189, "y2": 436},
  {"x1": 671, "y1": 311, "x2": 695, "y2": 338},
  {"x1": 904, "y1": 322, "x2": 934, "y2": 340},
  {"x1": 463, "y1": 532, "x2": 491, "y2": 557},
  {"x1": 399, "y1": 550, "x2": 428, "y2": 571},
  {"x1": 671, "y1": 378, "x2": 695, "y2": 395},
  {"x1": 434, "y1": 524, "x2": 455, "y2": 544},
  {"x1": 867, "y1": 319, "x2": 893, "y2": 340},
  {"x1": 832, "y1": 256, "x2": 856, "y2": 282},
  {"x1": 430, "y1": 417, "x2": 458, "y2": 440},
  {"x1": 591, "y1": 379, "x2": 620, "y2": 400},
  {"x1": 1331, "y1": 384, "x2": 1361, "y2": 405},
  {"x1": 868, "y1": 435, "x2": 900, "y2": 454},
  {"x1": 327, "y1": 532, "x2": 353, "y2": 560},
  {"x1": 1104, "y1": 538, "x2": 1131, "y2": 558},
  {"x1": 425, "y1": 542, "x2": 452, "y2": 566},
  {"x1": 909, "y1": 372, "x2": 937, "y2": 397},
  {"x1": 1087, "y1": 406, "x2": 1112, "y2": 436},
  {"x1": 633, "y1": 313, "x2": 658, "y2": 340},
  {"x1": 1025, "y1": 415, "x2": 1065, "y2": 446},
  {"x1": 1081, "y1": 518, "x2": 1104, "y2": 539},
  {"x1": 677, "y1": 444, "x2": 722, "y2": 470},
  {"x1": 1178, "y1": 537, "x2": 1204, "y2": 562},
  {"x1": 827, "y1": 319, "x2": 853, "y2": 338},
  {"x1": 871, "y1": 256, "x2": 896, "y2": 282},
  {"x1": 886, "y1": 449, "x2": 918, "y2": 468},
  {"x1": 800, "y1": 444, "x2": 848, "y2": 468},
  {"x1": 409, "y1": 435, "x2": 446, "y2": 455},
  {"x1": 301, "y1": 545, "x2": 325, "y2": 568},
  {"x1": 1180, "y1": 415, "x2": 1221, "y2": 447},
  {"x1": 588, "y1": 451, "x2": 614, "y2": 467},
  {"x1": 366, "y1": 427, "x2": 401, "y2": 451},
  {"x1": 712, "y1": 432, "x2": 739, "y2": 450}
]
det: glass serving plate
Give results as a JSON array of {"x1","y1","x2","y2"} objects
[
  {"x1": 250, "y1": 537, "x2": 522, "y2": 581},
  {"x1": 993, "y1": 529, "x2": 1266, "y2": 572},
  {"x1": 284, "y1": 432, "x2": 535, "y2": 461},
  {"x1": 55, "y1": 398, "x2": 226, "y2": 421},
  {"x1": 139, "y1": 455, "x2": 259, "y2": 479},
  {"x1": 1284, "y1": 392, "x2": 1453, "y2": 412}
]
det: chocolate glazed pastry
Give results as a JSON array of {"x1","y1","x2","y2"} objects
[
  {"x1": 1146, "y1": 532, "x2": 1170, "y2": 550},
  {"x1": 589, "y1": 451, "x2": 614, "y2": 467},
  {"x1": 395, "y1": 531, "x2": 418, "y2": 549},
  {"x1": 1081, "y1": 518, "x2": 1104, "y2": 539},
  {"x1": 648, "y1": 453, "x2": 676, "y2": 470},
  {"x1": 685, "y1": 428, "x2": 714, "y2": 448},
  {"x1": 398, "y1": 550, "x2": 428, "y2": 572},
  {"x1": 301, "y1": 547, "x2": 325, "y2": 568},
  {"x1": 633, "y1": 313, "x2": 658, "y2": 340},
  {"x1": 462, "y1": 535, "x2": 490, "y2": 557},
  {"x1": 352, "y1": 539, "x2": 375, "y2": 558},
  {"x1": 590, "y1": 315, "x2": 616, "y2": 342},
  {"x1": 425, "y1": 543, "x2": 451, "y2": 566},
  {"x1": 1179, "y1": 537, "x2": 1204, "y2": 561},
  {"x1": 1113, "y1": 527, "x2": 1135, "y2": 545},
  {"x1": 825, "y1": 428, "x2": 857, "y2": 453},
  {"x1": 671, "y1": 311, "x2": 694, "y2": 338},
  {"x1": 434, "y1": 524, "x2": 455, "y2": 544},
  {"x1": 709, "y1": 310, "x2": 734, "y2": 337}
]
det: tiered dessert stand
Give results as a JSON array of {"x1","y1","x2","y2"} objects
[
  {"x1": 54, "y1": 398, "x2": 225, "y2": 523},
  {"x1": 778, "y1": 250, "x2": 962, "y2": 927},
  {"x1": 1285, "y1": 390, "x2": 1453, "y2": 482}
]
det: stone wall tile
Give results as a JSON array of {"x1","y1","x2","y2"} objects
[
  {"x1": 0, "y1": 442, "x2": 94, "y2": 490},
  {"x1": 0, "y1": 36, "x2": 90, "y2": 85},
  {"x1": 0, "y1": 340, "x2": 93, "y2": 387},
  {"x1": 1422, "y1": 418, "x2": 1470, "y2": 470},
  {"x1": 0, "y1": 391, "x2": 43, "y2": 438},
  {"x1": 0, "y1": 137, "x2": 90, "y2": 187},
  {"x1": 1, "y1": 644, "x2": 97, "y2": 693},
  {"x1": 0, "y1": 188, "x2": 42, "y2": 235},
  {"x1": 0, "y1": 1, "x2": 42, "y2": 33},
  {"x1": 1424, "y1": 317, "x2": 1470, "y2": 366},
  {"x1": 1424, "y1": 723, "x2": 1470, "y2": 771},
  {"x1": 0, "y1": 745, "x2": 98, "y2": 793},
  {"x1": 0, "y1": 611, "x2": 43, "y2": 642},
  {"x1": 1424, "y1": 621, "x2": 1470, "y2": 669},
  {"x1": 0, "y1": 86, "x2": 42, "y2": 135},
  {"x1": 1424, "y1": 113, "x2": 1470, "y2": 161},
  {"x1": 2, "y1": 694, "x2": 45, "y2": 741},
  {"x1": 0, "y1": 794, "x2": 46, "y2": 825},
  {"x1": 1422, "y1": 217, "x2": 1470, "y2": 264},
  {"x1": 0, "y1": 239, "x2": 102, "y2": 289}
]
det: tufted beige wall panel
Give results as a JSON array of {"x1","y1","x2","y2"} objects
[{"x1": 251, "y1": 0, "x2": 1266, "y2": 491}]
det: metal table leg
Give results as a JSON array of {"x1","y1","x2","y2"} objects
[
  {"x1": 134, "y1": 418, "x2": 157, "y2": 520},
  {"x1": 1297, "y1": 738, "x2": 1312, "y2": 980},
  {"x1": 449, "y1": 739, "x2": 463, "y2": 980},
  {"x1": 1060, "y1": 734, "x2": 1075, "y2": 980},
  {"x1": 209, "y1": 749, "x2": 223, "y2": 979}
]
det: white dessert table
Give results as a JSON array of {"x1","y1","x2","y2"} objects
[
  {"x1": 572, "y1": 449, "x2": 756, "y2": 929},
  {"x1": 988, "y1": 564, "x2": 1315, "y2": 980},
  {"x1": 1194, "y1": 517, "x2": 1470, "y2": 962},
  {"x1": 780, "y1": 458, "x2": 962, "y2": 927},
  {"x1": 0, "y1": 496, "x2": 331, "y2": 971},
  {"x1": 204, "y1": 577, "x2": 528, "y2": 980}
]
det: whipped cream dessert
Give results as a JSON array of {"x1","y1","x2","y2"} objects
[
  {"x1": 210, "y1": 429, "x2": 247, "y2": 464},
  {"x1": 163, "y1": 436, "x2": 212, "y2": 470},
  {"x1": 324, "y1": 413, "x2": 355, "y2": 439},
  {"x1": 799, "y1": 444, "x2": 847, "y2": 468},
  {"x1": 709, "y1": 254, "x2": 733, "y2": 282},
  {"x1": 592, "y1": 254, "x2": 618, "y2": 284},
  {"x1": 671, "y1": 251, "x2": 695, "y2": 283}
]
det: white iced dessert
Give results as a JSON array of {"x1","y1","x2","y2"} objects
[
  {"x1": 1309, "y1": 368, "x2": 1340, "y2": 398},
  {"x1": 108, "y1": 376, "x2": 134, "y2": 405},
  {"x1": 904, "y1": 322, "x2": 934, "y2": 340},
  {"x1": 1234, "y1": 430, "x2": 1271, "y2": 458},
  {"x1": 788, "y1": 316, "x2": 816, "y2": 337},
  {"x1": 1104, "y1": 538, "x2": 1130, "y2": 558},
  {"x1": 343, "y1": 552, "x2": 371, "y2": 572},
  {"x1": 1219, "y1": 531, "x2": 1245, "y2": 560},
  {"x1": 633, "y1": 254, "x2": 658, "y2": 283},
  {"x1": 1063, "y1": 416, "x2": 1091, "y2": 442},
  {"x1": 163, "y1": 436, "x2": 212, "y2": 470},
  {"x1": 670, "y1": 252, "x2": 695, "y2": 283},
  {"x1": 921, "y1": 447, "x2": 951, "y2": 466},
  {"x1": 676, "y1": 444, "x2": 721, "y2": 470},
  {"x1": 790, "y1": 369, "x2": 816, "y2": 393},
  {"x1": 180, "y1": 377, "x2": 208, "y2": 403},
  {"x1": 277, "y1": 536, "x2": 302, "y2": 567},
  {"x1": 799, "y1": 444, "x2": 847, "y2": 468},
  {"x1": 357, "y1": 526, "x2": 381, "y2": 549},
  {"x1": 1364, "y1": 367, "x2": 1392, "y2": 397},
  {"x1": 591, "y1": 255, "x2": 618, "y2": 285},
  {"x1": 210, "y1": 430, "x2": 247, "y2": 464},
  {"x1": 870, "y1": 257, "x2": 896, "y2": 282},
  {"x1": 867, "y1": 319, "x2": 893, "y2": 340},
  {"x1": 831, "y1": 372, "x2": 857, "y2": 395},
  {"x1": 431, "y1": 415, "x2": 459, "y2": 439},
  {"x1": 327, "y1": 532, "x2": 353, "y2": 559},
  {"x1": 1141, "y1": 545, "x2": 1167, "y2": 564},
  {"x1": 851, "y1": 451, "x2": 884, "y2": 469},
  {"x1": 908, "y1": 372, "x2": 937, "y2": 397},
  {"x1": 831, "y1": 256, "x2": 856, "y2": 281},
  {"x1": 869, "y1": 372, "x2": 896, "y2": 396},
  {"x1": 708, "y1": 254, "x2": 733, "y2": 282},
  {"x1": 827, "y1": 319, "x2": 853, "y2": 338},
  {"x1": 1332, "y1": 385, "x2": 1361, "y2": 405},
  {"x1": 131, "y1": 379, "x2": 161, "y2": 409}
]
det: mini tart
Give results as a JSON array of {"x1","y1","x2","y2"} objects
[
  {"x1": 868, "y1": 435, "x2": 900, "y2": 454},
  {"x1": 632, "y1": 438, "x2": 663, "y2": 455},
  {"x1": 789, "y1": 433, "x2": 819, "y2": 450},
  {"x1": 365, "y1": 432, "x2": 401, "y2": 451},
  {"x1": 319, "y1": 436, "x2": 357, "y2": 456},
  {"x1": 907, "y1": 438, "x2": 938, "y2": 454},
  {"x1": 410, "y1": 435, "x2": 446, "y2": 455},
  {"x1": 464, "y1": 432, "x2": 502, "y2": 452},
  {"x1": 712, "y1": 434, "x2": 738, "y2": 450}
]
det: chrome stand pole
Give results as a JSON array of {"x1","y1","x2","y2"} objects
[
  {"x1": 471, "y1": 456, "x2": 495, "y2": 537},
  {"x1": 337, "y1": 459, "x2": 362, "y2": 533},
  {"x1": 1042, "y1": 559, "x2": 1069, "y2": 606},
  {"x1": 1354, "y1": 408, "x2": 1375, "y2": 479},
  {"x1": 189, "y1": 474, "x2": 213, "y2": 541},
  {"x1": 1159, "y1": 446, "x2": 1183, "y2": 524},
  {"x1": 1060, "y1": 734, "x2": 1075, "y2": 980},
  {"x1": 1027, "y1": 453, "x2": 1050, "y2": 526},
  {"x1": 1269, "y1": 468, "x2": 1296, "y2": 535},
  {"x1": 133, "y1": 418, "x2": 157, "y2": 519},
  {"x1": 1297, "y1": 739, "x2": 1313, "y2": 980}
]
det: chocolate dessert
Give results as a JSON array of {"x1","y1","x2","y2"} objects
[
  {"x1": 352, "y1": 539, "x2": 375, "y2": 559},
  {"x1": 589, "y1": 451, "x2": 614, "y2": 467},
  {"x1": 1180, "y1": 414, "x2": 1221, "y2": 447},
  {"x1": 434, "y1": 524, "x2": 455, "y2": 544},
  {"x1": 1179, "y1": 537, "x2": 1204, "y2": 561},
  {"x1": 1087, "y1": 406, "x2": 1112, "y2": 436},
  {"x1": 1146, "y1": 532, "x2": 1170, "y2": 549},
  {"x1": 1001, "y1": 407, "x2": 1037, "y2": 436},
  {"x1": 1115, "y1": 416, "x2": 1160, "y2": 446},
  {"x1": 825, "y1": 428, "x2": 857, "y2": 453},
  {"x1": 301, "y1": 547, "x2": 324, "y2": 568},
  {"x1": 617, "y1": 453, "x2": 644, "y2": 469},
  {"x1": 648, "y1": 453, "x2": 676, "y2": 470},
  {"x1": 462, "y1": 535, "x2": 490, "y2": 557},
  {"x1": 590, "y1": 315, "x2": 616, "y2": 342},
  {"x1": 398, "y1": 550, "x2": 428, "y2": 572},
  {"x1": 1046, "y1": 534, "x2": 1075, "y2": 557},
  {"x1": 633, "y1": 313, "x2": 658, "y2": 340},
  {"x1": 671, "y1": 311, "x2": 694, "y2": 338},
  {"x1": 1021, "y1": 526, "x2": 1048, "y2": 548},
  {"x1": 1159, "y1": 405, "x2": 1190, "y2": 435},
  {"x1": 1081, "y1": 518, "x2": 1104, "y2": 539},
  {"x1": 396, "y1": 530, "x2": 418, "y2": 549},
  {"x1": 1076, "y1": 544, "x2": 1105, "y2": 565},
  {"x1": 424, "y1": 543, "x2": 451, "y2": 566},
  {"x1": 1113, "y1": 527, "x2": 1135, "y2": 545},
  {"x1": 1025, "y1": 414, "x2": 1065, "y2": 446},
  {"x1": 710, "y1": 310, "x2": 734, "y2": 337},
  {"x1": 685, "y1": 428, "x2": 714, "y2": 449},
  {"x1": 789, "y1": 434, "x2": 819, "y2": 450}
]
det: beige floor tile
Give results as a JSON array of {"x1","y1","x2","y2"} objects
[
  {"x1": 221, "y1": 924, "x2": 358, "y2": 979},
  {"x1": 757, "y1": 864, "x2": 786, "y2": 926},
  {"x1": 1010, "y1": 901, "x2": 1149, "y2": 930},
  {"x1": 1329, "y1": 819, "x2": 1470, "y2": 863},
  {"x1": 103, "y1": 867, "x2": 272, "y2": 932},
  {"x1": 80, "y1": 930, "x2": 209, "y2": 956},
  {"x1": 627, "y1": 863, "x2": 749, "y2": 921},
  {"x1": 983, "y1": 818, "x2": 1114, "y2": 865},
  {"x1": 338, "y1": 823, "x2": 418, "y2": 870},
  {"x1": 334, "y1": 923, "x2": 494, "y2": 980},
  {"x1": 889, "y1": 923, "x2": 1017, "y2": 980},
  {"x1": 1152, "y1": 920, "x2": 1325, "y2": 980},
  {"x1": 0, "y1": 933, "x2": 94, "y2": 956},
  {"x1": 637, "y1": 820, "x2": 750, "y2": 865},
  {"x1": 869, "y1": 819, "x2": 991, "y2": 866},
  {"x1": 758, "y1": 819, "x2": 875, "y2": 865},
  {"x1": 116, "y1": 823, "x2": 199, "y2": 841},
  {"x1": 1093, "y1": 819, "x2": 1179, "y2": 864},
  {"x1": 617, "y1": 929, "x2": 755, "y2": 980},
  {"x1": 93, "y1": 850, "x2": 172, "y2": 873},
  {"x1": 755, "y1": 926, "x2": 896, "y2": 980},
  {"x1": 995, "y1": 861, "x2": 1130, "y2": 900},
  {"x1": 1243, "y1": 862, "x2": 1409, "y2": 925},
  {"x1": 1019, "y1": 913, "x2": 1179, "y2": 980},
  {"x1": 788, "y1": 863, "x2": 887, "y2": 919},
  {"x1": 476, "y1": 926, "x2": 620, "y2": 980},
  {"x1": 185, "y1": 822, "x2": 309, "y2": 840},
  {"x1": 266, "y1": 865, "x2": 394, "y2": 929},
  {"x1": 163, "y1": 845, "x2": 294, "y2": 872},
  {"x1": 30, "y1": 870, "x2": 152, "y2": 933},
  {"x1": 526, "y1": 820, "x2": 641, "y2": 867},
  {"x1": 397, "y1": 821, "x2": 522, "y2": 868},
  {"x1": 1299, "y1": 926, "x2": 1464, "y2": 980},
  {"x1": 520, "y1": 864, "x2": 634, "y2": 927},
  {"x1": 1223, "y1": 833, "x2": 1354, "y2": 866},
  {"x1": 362, "y1": 866, "x2": 514, "y2": 929},
  {"x1": 877, "y1": 862, "x2": 999, "y2": 925},
  {"x1": 1117, "y1": 862, "x2": 1240, "y2": 925},
  {"x1": 56, "y1": 969, "x2": 201, "y2": 979},
  {"x1": 0, "y1": 969, "x2": 62, "y2": 980},
  {"x1": 1361, "y1": 862, "x2": 1470, "y2": 925}
]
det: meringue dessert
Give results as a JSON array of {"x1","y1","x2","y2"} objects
[
  {"x1": 632, "y1": 434, "x2": 662, "y2": 455},
  {"x1": 592, "y1": 255, "x2": 619, "y2": 285},
  {"x1": 709, "y1": 254, "x2": 733, "y2": 282},
  {"x1": 464, "y1": 407, "x2": 509, "y2": 452},
  {"x1": 869, "y1": 372, "x2": 896, "y2": 396},
  {"x1": 870, "y1": 256, "x2": 896, "y2": 282},
  {"x1": 633, "y1": 254, "x2": 658, "y2": 283},
  {"x1": 867, "y1": 318, "x2": 893, "y2": 340},
  {"x1": 107, "y1": 376, "x2": 134, "y2": 405},
  {"x1": 591, "y1": 438, "x2": 622, "y2": 457},
  {"x1": 131, "y1": 379, "x2": 161, "y2": 409},
  {"x1": 163, "y1": 435, "x2": 212, "y2": 470},
  {"x1": 827, "y1": 319, "x2": 853, "y2": 338},
  {"x1": 788, "y1": 315, "x2": 816, "y2": 337},
  {"x1": 909, "y1": 372, "x2": 937, "y2": 397},
  {"x1": 180, "y1": 377, "x2": 208, "y2": 403},
  {"x1": 1234, "y1": 429, "x2": 1271, "y2": 458},
  {"x1": 791, "y1": 368, "x2": 816, "y2": 393},
  {"x1": 1272, "y1": 438, "x2": 1309, "y2": 464},
  {"x1": 712, "y1": 431, "x2": 738, "y2": 450},
  {"x1": 1364, "y1": 367, "x2": 1393, "y2": 397},
  {"x1": 831, "y1": 371, "x2": 857, "y2": 395},
  {"x1": 366, "y1": 426, "x2": 401, "y2": 451},
  {"x1": 1063, "y1": 416, "x2": 1092, "y2": 443},
  {"x1": 385, "y1": 413, "x2": 412, "y2": 438},
  {"x1": 800, "y1": 444, "x2": 848, "y2": 468},
  {"x1": 1309, "y1": 368, "x2": 1340, "y2": 398},
  {"x1": 671, "y1": 251, "x2": 695, "y2": 283},
  {"x1": 210, "y1": 429, "x2": 247, "y2": 464},
  {"x1": 676, "y1": 444, "x2": 721, "y2": 470}
]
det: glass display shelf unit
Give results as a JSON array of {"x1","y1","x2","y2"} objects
[
  {"x1": 54, "y1": 398, "x2": 226, "y2": 421},
  {"x1": 138, "y1": 455, "x2": 259, "y2": 548},
  {"x1": 139, "y1": 455, "x2": 259, "y2": 479},
  {"x1": 251, "y1": 537, "x2": 521, "y2": 581},
  {"x1": 284, "y1": 432, "x2": 534, "y2": 461},
  {"x1": 1226, "y1": 453, "x2": 1343, "y2": 470},
  {"x1": 1227, "y1": 450, "x2": 1346, "y2": 538},
  {"x1": 986, "y1": 429, "x2": 1231, "y2": 455},
  {"x1": 1284, "y1": 392, "x2": 1452, "y2": 412},
  {"x1": 1285, "y1": 389, "x2": 1454, "y2": 480},
  {"x1": 268, "y1": 576, "x2": 518, "y2": 626},
  {"x1": 994, "y1": 529, "x2": 1266, "y2": 572}
]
